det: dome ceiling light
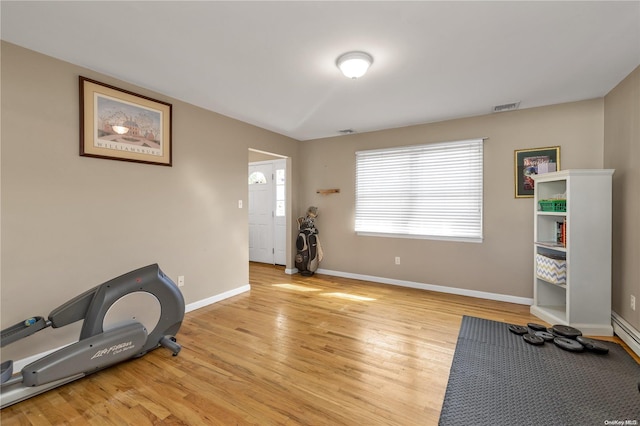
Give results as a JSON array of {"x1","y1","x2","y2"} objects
[{"x1": 336, "y1": 51, "x2": 373, "y2": 79}]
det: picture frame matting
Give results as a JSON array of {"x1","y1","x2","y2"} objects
[{"x1": 79, "y1": 76, "x2": 172, "y2": 166}]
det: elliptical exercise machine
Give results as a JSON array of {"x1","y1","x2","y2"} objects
[{"x1": 0, "y1": 264, "x2": 185, "y2": 409}]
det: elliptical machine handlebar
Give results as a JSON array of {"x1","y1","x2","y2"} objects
[{"x1": 1, "y1": 317, "x2": 51, "y2": 348}]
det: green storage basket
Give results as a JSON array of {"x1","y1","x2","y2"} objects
[{"x1": 539, "y1": 199, "x2": 566, "y2": 212}]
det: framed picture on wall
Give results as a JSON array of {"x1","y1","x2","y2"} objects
[
  {"x1": 79, "y1": 76, "x2": 172, "y2": 166},
  {"x1": 514, "y1": 146, "x2": 560, "y2": 198}
]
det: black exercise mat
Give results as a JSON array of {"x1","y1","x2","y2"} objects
[{"x1": 439, "y1": 316, "x2": 640, "y2": 425}]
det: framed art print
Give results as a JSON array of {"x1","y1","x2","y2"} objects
[
  {"x1": 80, "y1": 76, "x2": 172, "y2": 166},
  {"x1": 514, "y1": 146, "x2": 560, "y2": 198}
]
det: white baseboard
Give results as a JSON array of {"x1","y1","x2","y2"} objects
[
  {"x1": 185, "y1": 284, "x2": 251, "y2": 313},
  {"x1": 284, "y1": 268, "x2": 298, "y2": 275},
  {"x1": 612, "y1": 311, "x2": 640, "y2": 357},
  {"x1": 315, "y1": 268, "x2": 533, "y2": 306}
]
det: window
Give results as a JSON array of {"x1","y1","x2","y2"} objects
[
  {"x1": 275, "y1": 168, "x2": 285, "y2": 217},
  {"x1": 355, "y1": 139, "x2": 483, "y2": 242},
  {"x1": 248, "y1": 171, "x2": 267, "y2": 185}
]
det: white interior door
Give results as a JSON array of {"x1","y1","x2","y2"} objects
[
  {"x1": 249, "y1": 163, "x2": 274, "y2": 264},
  {"x1": 248, "y1": 159, "x2": 287, "y2": 265}
]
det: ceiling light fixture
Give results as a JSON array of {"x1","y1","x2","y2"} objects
[{"x1": 336, "y1": 51, "x2": 373, "y2": 79}]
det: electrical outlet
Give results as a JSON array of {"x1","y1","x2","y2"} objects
[
  {"x1": 238, "y1": 200, "x2": 243, "y2": 208},
  {"x1": 178, "y1": 276, "x2": 185, "y2": 287},
  {"x1": 631, "y1": 295, "x2": 636, "y2": 311},
  {"x1": 395, "y1": 256, "x2": 401, "y2": 265}
]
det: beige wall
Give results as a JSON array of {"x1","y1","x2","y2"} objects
[
  {"x1": 604, "y1": 65, "x2": 640, "y2": 331},
  {"x1": 0, "y1": 42, "x2": 299, "y2": 360},
  {"x1": 3, "y1": 40, "x2": 633, "y2": 363},
  {"x1": 299, "y1": 100, "x2": 605, "y2": 299}
]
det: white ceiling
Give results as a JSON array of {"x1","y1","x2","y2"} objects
[{"x1": 2, "y1": 1, "x2": 639, "y2": 141}]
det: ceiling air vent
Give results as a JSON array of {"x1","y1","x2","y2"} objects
[
  {"x1": 338, "y1": 129, "x2": 356, "y2": 135},
  {"x1": 493, "y1": 102, "x2": 520, "y2": 113}
]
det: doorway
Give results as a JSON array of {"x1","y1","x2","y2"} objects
[{"x1": 248, "y1": 158, "x2": 287, "y2": 265}]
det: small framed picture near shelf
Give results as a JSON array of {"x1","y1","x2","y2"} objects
[
  {"x1": 80, "y1": 76, "x2": 172, "y2": 166},
  {"x1": 514, "y1": 146, "x2": 560, "y2": 198}
]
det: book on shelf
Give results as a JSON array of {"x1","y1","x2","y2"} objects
[{"x1": 556, "y1": 219, "x2": 567, "y2": 247}]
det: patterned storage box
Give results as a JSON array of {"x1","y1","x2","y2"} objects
[{"x1": 536, "y1": 253, "x2": 566, "y2": 284}]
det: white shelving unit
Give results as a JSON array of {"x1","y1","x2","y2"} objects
[{"x1": 530, "y1": 169, "x2": 615, "y2": 336}]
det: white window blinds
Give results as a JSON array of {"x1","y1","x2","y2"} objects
[{"x1": 355, "y1": 139, "x2": 483, "y2": 242}]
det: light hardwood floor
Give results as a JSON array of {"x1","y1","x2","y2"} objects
[{"x1": 2, "y1": 262, "x2": 637, "y2": 425}]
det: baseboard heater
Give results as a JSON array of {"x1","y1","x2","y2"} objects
[{"x1": 612, "y1": 311, "x2": 640, "y2": 357}]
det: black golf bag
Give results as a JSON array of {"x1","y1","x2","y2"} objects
[{"x1": 295, "y1": 207, "x2": 322, "y2": 276}]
